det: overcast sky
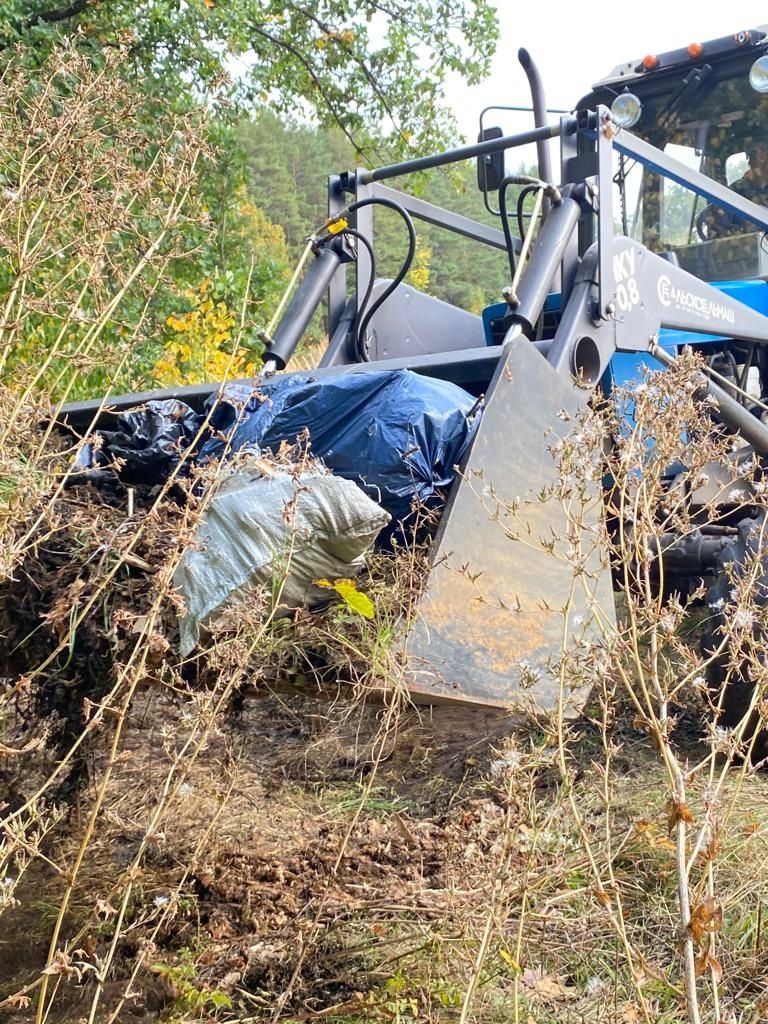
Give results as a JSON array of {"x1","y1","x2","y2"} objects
[{"x1": 443, "y1": 4, "x2": 768, "y2": 148}]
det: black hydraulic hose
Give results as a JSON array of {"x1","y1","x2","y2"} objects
[
  {"x1": 498, "y1": 177, "x2": 518, "y2": 281},
  {"x1": 345, "y1": 196, "x2": 416, "y2": 362},
  {"x1": 739, "y1": 343, "x2": 756, "y2": 402},
  {"x1": 342, "y1": 227, "x2": 377, "y2": 359},
  {"x1": 516, "y1": 184, "x2": 540, "y2": 240}
]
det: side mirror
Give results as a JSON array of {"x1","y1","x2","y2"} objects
[{"x1": 477, "y1": 127, "x2": 505, "y2": 193}]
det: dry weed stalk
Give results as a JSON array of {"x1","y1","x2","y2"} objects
[
  {"x1": 542, "y1": 351, "x2": 768, "y2": 1023},
  {"x1": 1, "y1": 260, "x2": 419, "y2": 1024},
  {"x1": 436, "y1": 351, "x2": 768, "y2": 1023},
  {"x1": 0, "y1": 46, "x2": 271, "y2": 1020},
  {"x1": 0, "y1": 44, "x2": 212, "y2": 578}
]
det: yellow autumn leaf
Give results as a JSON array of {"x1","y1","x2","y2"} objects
[
  {"x1": 499, "y1": 948, "x2": 521, "y2": 973},
  {"x1": 315, "y1": 578, "x2": 375, "y2": 619}
]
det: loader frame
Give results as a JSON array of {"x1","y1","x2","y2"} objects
[
  {"x1": 61, "y1": 106, "x2": 768, "y2": 710},
  {"x1": 64, "y1": 110, "x2": 768, "y2": 437}
]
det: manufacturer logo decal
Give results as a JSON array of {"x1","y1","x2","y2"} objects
[{"x1": 657, "y1": 274, "x2": 735, "y2": 324}]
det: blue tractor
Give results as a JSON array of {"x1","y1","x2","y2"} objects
[{"x1": 65, "y1": 26, "x2": 768, "y2": 719}]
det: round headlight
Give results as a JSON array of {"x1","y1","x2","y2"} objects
[
  {"x1": 749, "y1": 55, "x2": 768, "y2": 93},
  {"x1": 610, "y1": 92, "x2": 643, "y2": 129}
]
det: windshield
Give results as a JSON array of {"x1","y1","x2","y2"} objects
[{"x1": 614, "y1": 70, "x2": 768, "y2": 265}]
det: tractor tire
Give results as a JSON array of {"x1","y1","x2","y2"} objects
[{"x1": 702, "y1": 514, "x2": 768, "y2": 763}]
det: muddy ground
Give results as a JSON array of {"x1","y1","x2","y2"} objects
[{"x1": 1, "y1": 676, "x2": 534, "y2": 1022}]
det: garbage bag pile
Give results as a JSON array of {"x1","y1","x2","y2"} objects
[
  {"x1": 76, "y1": 399, "x2": 202, "y2": 484},
  {"x1": 77, "y1": 370, "x2": 480, "y2": 650}
]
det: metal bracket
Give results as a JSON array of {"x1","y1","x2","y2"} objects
[{"x1": 595, "y1": 105, "x2": 616, "y2": 322}]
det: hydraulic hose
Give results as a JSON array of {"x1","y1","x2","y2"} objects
[
  {"x1": 498, "y1": 177, "x2": 518, "y2": 281},
  {"x1": 343, "y1": 196, "x2": 416, "y2": 362},
  {"x1": 516, "y1": 183, "x2": 541, "y2": 240},
  {"x1": 342, "y1": 227, "x2": 377, "y2": 360},
  {"x1": 264, "y1": 194, "x2": 416, "y2": 369}
]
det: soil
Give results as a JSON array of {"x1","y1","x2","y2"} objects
[
  {"x1": 1, "y1": 476, "x2": 753, "y2": 1024},
  {"x1": 0, "y1": 677, "x2": 523, "y2": 1023}
]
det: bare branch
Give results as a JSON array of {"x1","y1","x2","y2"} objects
[
  {"x1": 250, "y1": 23, "x2": 375, "y2": 159},
  {"x1": 24, "y1": 0, "x2": 89, "y2": 29}
]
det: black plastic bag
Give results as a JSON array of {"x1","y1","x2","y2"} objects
[{"x1": 82, "y1": 400, "x2": 202, "y2": 484}]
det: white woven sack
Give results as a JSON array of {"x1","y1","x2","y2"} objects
[{"x1": 174, "y1": 458, "x2": 390, "y2": 655}]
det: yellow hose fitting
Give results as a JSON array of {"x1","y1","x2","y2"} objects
[{"x1": 326, "y1": 217, "x2": 349, "y2": 235}]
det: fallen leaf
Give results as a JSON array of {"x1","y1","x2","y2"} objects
[
  {"x1": 500, "y1": 947, "x2": 521, "y2": 972},
  {"x1": 520, "y1": 967, "x2": 576, "y2": 1002},
  {"x1": 707, "y1": 954, "x2": 723, "y2": 984},
  {"x1": 367, "y1": 818, "x2": 387, "y2": 839},
  {"x1": 690, "y1": 896, "x2": 723, "y2": 945},
  {"x1": 315, "y1": 578, "x2": 375, "y2": 619},
  {"x1": 3, "y1": 993, "x2": 31, "y2": 1008},
  {"x1": 130, "y1": 614, "x2": 150, "y2": 635},
  {"x1": 95, "y1": 898, "x2": 117, "y2": 919},
  {"x1": 694, "y1": 950, "x2": 722, "y2": 982},
  {"x1": 666, "y1": 796, "x2": 694, "y2": 832}
]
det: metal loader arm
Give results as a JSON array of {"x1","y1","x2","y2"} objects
[
  {"x1": 540, "y1": 113, "x2": 768, "y2": 453},
  {"x1": 543, "y1": 235, "x2": 768, "y2": 454},
  {"x1": 615, "y1": 130, "x2": 768, "y2": 234}
]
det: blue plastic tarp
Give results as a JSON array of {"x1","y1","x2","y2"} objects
[{"x1": 198, "y1": 370, "x2": 480, "y2": 526}]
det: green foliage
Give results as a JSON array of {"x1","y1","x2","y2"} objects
[
  {"x1": 0, "y1": 47, "x2": 203, "y2": 400},
  {"x1": 348, "y1": 967, "x2": 464, "y2": 1021},
  {"x1": 384, "y1": 969, "x2": 463, "y2": 1012},
  {"x1": 240, "y1": 111, "x2": 353, "y2": 254},
  {"x1": 0, "y1": 0, "x2": 506, "y2": 401},
  {"x1": 1, "y1": 0, "x2": 498, "y2": 156},
  {"x1": 325, "y1": 782, "x2": 405, "y2": 819},
  {"x1": 152, "y1": 955, "x2": 233, "y2": 1016},
  {"x1": 0, "y1": 47, "x2": 293, "y2": 401},
  {"x1": 241, "y1": 111, "x2": 538, "y2": 315}
]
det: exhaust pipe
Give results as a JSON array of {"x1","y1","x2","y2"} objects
[{"x1": 518, "y1": 48, "x2": 554, "y2": 193}]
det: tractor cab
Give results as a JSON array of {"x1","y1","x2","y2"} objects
[{"x1": 578, "y1": 28, "x2": 768, "y2": 282}]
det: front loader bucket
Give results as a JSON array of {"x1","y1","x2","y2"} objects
[{"x1": 404, "y1": 336, "x2": 615, "y2": 713}]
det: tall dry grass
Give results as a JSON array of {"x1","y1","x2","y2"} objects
[{"x1": 1, "y1": 46, "x2": 768, "y2": 1024}]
